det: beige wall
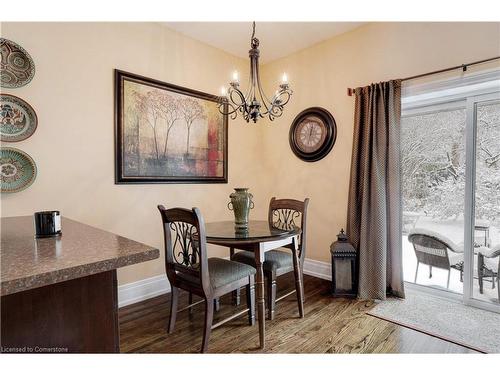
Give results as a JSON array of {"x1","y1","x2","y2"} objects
[
  {"x1": 1, "y1": 22, "x2": 499, "y2": 285},
  {"x1": 0, "y1": 22, "x2": 268, "y2": 285},
  {"x1": 260, "y1": 22, "x2": 500, "y2": 263}
]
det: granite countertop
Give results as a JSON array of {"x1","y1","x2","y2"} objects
[{"x1": 1, "y1": 216, "x2": 159, "y2": 296}]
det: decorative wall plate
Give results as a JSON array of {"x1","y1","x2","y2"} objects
[
  {"x1": 1, "y1": 38, "x2": 35, "y2": 88},
  {"x1": 0, "y1": 94, "x2": 38, "y2": 142},
  {"x1": 0, "y1": 147, "x2": 37, "y2": 193},
  {"x1": 289, "y1": 107, "x2": 337, "y2": 162}
]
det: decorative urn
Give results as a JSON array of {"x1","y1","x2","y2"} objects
[{"x1": 228, "y1": 188, "x2": 254, "y2": 230}]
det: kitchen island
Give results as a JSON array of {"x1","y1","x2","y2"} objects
[{"x1": 0, "y1": 216, "x2": 159, "y2": 353}]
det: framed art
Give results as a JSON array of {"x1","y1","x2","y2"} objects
[{"x1": 114, "y1": 69, "x2": 228, "y2": 184}]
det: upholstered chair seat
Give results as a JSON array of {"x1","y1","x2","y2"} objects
[
  {"x1": 207, "y1": 258, "x2": 256, "y2": 288},
  {"x1": 232, "y1": 249, "x2": 293, "y2": 273}
]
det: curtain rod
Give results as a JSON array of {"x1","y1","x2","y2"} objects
[{"x1": 347, "y1": 56, "x2": 500, "y2": 96}]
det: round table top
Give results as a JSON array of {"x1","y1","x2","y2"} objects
[{"x1": 205, "y1": 220, "x2": 300, "y2": 242}]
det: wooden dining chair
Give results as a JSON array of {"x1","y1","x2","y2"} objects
[
  {"x1": 158, "y1": 205, "x2": 256, "y2": 353},
  {"x1": 231, "y1": 197, "x2": 309, "y2": 320}
]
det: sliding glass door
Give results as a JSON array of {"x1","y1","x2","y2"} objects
[
  {"x1": 402, "y1": 70, "x2": 500, "y2": 312},
  {"x1": 464, "y1": 93, "x2": 500, "y2": 311},
  {"x1": 401, "y1": 103, "x2": 466, "y2": 296}
]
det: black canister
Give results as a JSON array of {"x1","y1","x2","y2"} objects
[{"x1": 34, "y1": 211, "x2": 62, "y2": 238}]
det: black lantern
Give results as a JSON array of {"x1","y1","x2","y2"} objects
[{"x1": 330, "y1": 229, "x2": 358, "y2": 297}]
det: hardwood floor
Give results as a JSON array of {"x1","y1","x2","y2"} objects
[{"x1": 119, "y1": 274, "x2": 477, "y2": 353}]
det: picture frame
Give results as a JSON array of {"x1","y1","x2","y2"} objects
[{"x1": 114, "y1": 69, "x2": 228, "y2": 184}]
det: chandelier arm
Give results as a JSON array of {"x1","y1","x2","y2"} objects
[
  {"x1": 245, "y1": 75, "x2": 254, "y2": 103},
  {"x1": 277, "y1": 89, "x2": 293, "y2": 107},
  {"x1": 267, "y1": 90, "x2": 290, "y2": 119},
  {"x1": 255, "y1": 61, "x2": 273, "y2": 109},
  {"x1": 235, "y1": 90, "x2": 251, "y2": 121},
  {"x1": 217, "y1": 100, "x2": 241, "y2": 120},
  {"x1": 268, "y1": 90, "x2": 292, "y2": 119},
  {"x1": 243, "y1": 70, "x2": 253, "y2": 103},
  {"x1": 228, "y1": 86, "x2": 247, "y2": 107},
  {"x1": 218, "y1": 86, "x2": 250, "y2": 118},
  {"x1": 272, "y1": 89, "x2": 290, "y2": 106},
  {"x1": 252, "y1": 47, "x2": 276, "y2": 119},
  {"x1": 256, "y1": 92, "x2": 273, "y2": 117},
  {"x1": 255, "y1": 72, "x2": 272, "y2": 116}
]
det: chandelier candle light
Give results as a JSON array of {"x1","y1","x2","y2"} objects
[{"x1": 218, "y1": 22, "x2": 293, "y2": 123}]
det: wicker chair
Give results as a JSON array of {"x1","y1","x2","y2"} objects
[
  {"x1": 407, "y1": 228, "x2": 464, "y2": 289},
  {"x1": 477, "y1": 244, "x2": 500, "y2": 301}
]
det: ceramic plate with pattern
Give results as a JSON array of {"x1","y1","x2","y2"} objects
[
  {"x1": 1, "y1": 38, "x2": 36, "y2": 88},
  {"x1": 0, "y1": 94, "x2": 38, "y2": 142},
  {"x1": 0, "y1": 147, "x2": 37, "y2": 193}
]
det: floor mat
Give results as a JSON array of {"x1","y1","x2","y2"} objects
[{"x1": 367, "y1": 289, "x2": 500, "y2": 353}]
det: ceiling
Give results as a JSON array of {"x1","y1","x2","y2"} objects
[{"x1": 163, "y1": 22, "x2": 365, "y2": 64}]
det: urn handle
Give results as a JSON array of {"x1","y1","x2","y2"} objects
[
  {"x1": 227, "y1": 201, "x2": 234, "y2": 211},
  {"x1": 249, "y1": 194, "x2": 255, "y2": 209}
]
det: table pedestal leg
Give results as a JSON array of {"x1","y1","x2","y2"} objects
[
  {"x1": 291, "y1": 236, "x2": 305, "y2": 318},
  {"x1": 255, "y1": 244, "x2": 265, "y2": 349}
]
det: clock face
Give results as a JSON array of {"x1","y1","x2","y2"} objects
[
  {"x1": 289, "y1": 107, "x2": 337, "y2": 162},
  {"x1": 294, "y1": 116, "x2": 327, "y2": 153}
]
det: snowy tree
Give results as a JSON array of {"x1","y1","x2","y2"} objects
[{"x1": 401, "y1": 103, "x2": 500, "y2": 225}]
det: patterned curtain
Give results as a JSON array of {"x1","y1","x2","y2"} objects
[{"x1": 347, "y1": 80, "x2": 405, "y2": 300}]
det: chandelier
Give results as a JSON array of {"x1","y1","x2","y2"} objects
[{"x1": 218, "y1": 22, "x2": 293, "y2": 123}]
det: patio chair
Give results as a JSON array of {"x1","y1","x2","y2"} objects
[
  {"x1": 477, "y1": 244, "x2": 500, "y2": 301},
  {"x1": 407, "y1": 228, "x2": 464, "y2": 289}
]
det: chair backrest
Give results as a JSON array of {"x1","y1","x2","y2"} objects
[
  {"x1": 268, "y1": 197, "x2": 310, "y2": 263},
  {"x1": 407, "y1": 230, "x2": 452, "y2": 269},
  {"x1": 158, "y1": 205, "x2": 210, "y2": 295}
]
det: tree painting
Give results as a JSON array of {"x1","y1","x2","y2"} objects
[
  {"x1": 160, "y1": 94, "x2": 181, "y2": 158},
  {"x1": 179, "y1": 97, "x2": 207, "y2": 155},
  {"x1": 131, "y1": 90, "x2": 165, "y2": 160},
  {"x1": 118, "y1": 72, "x2": 227, "y2": 183}
]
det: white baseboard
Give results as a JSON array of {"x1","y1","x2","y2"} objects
[
  {"x1": 303, "y1": 258, "x2": 331, "y2": 281},
  {"x1": 118, "y1": 274, "x2": 170, "y2": 308},
  {"x1": 118, "y1": 257, "x2": 331, "y2": 308}
]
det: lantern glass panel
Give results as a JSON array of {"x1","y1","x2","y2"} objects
[{"x1": 334, "y1": 258, "x2": 352, "y2": 292}]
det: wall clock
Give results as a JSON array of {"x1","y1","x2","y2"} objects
[{"x1": 289, "y1": 107, "x2": 337, "y2": 162}]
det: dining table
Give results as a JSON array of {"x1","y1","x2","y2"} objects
[{"x1": 205, "y1": 220, "x2": 304, "y2": 349}]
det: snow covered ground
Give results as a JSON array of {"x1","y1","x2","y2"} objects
[{"x1": 403, "y1": 215, "x2": 499, "y2": 305}]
